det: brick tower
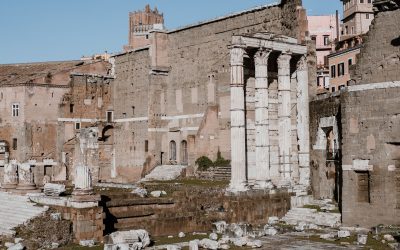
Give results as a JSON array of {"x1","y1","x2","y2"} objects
[{"x1": 124, "y1": 4, "x2": 165, "y2": 51}]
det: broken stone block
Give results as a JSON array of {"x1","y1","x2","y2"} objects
[
  {"x1": 228, "y1": 223, "x2": 244, "y2": 237},
  {"x1": 178, "y1": 232, "x2": 185, "y2": 238},
  {"x1": 263, "y1": 226, "x2": 278, "y2": 236},
  {"x1": 218, "y1": 235, "x2": 230, "y2": 245},
  {"x1": 213, "y1": 221, "x2": 227, "y2": 234},
  {"x1": 389, "y1": 243, "x2": 399, "y2": 249},
  {"x1": 43, "y1": 183, "x2": 66, "y2": 197},
  {"x1": 295, "y1": 222, "x2": 308, "y2": 231},
  {"x1": 219, "y1": 244, "x2": 230, "y2": 250},
  {"x1": 233, "y1": 237, "x2": 248, "y2": 247},
  {"x1": 79, "y1": 240, "x2": 95, "y2": 247},
  {"x1": 107, "y1": 229, "x2": 150, "y2": 249},
  {"x1": 247, "y1": 240, "x2": 262, "y2": 248},
  {"x1": 166, "y1": 245, "x2": 181, "y2": 250},
  {"x1": 357, "y1": 234, "x2": 368, "y2": 245},
  {"x1": 7, "y1": 243, "x2": 24, "y2": 250},
  {"x1": 5, "y1": 243, "x2": 15, "y2": 248},
  {"x1": 131, "y1": 187, "x2": 148, "y2": 197},
  {"x1": 51, "y1": 242, "x2": 59, "y2": 249},
  {"x1": 337, "y1": 230, "x2": 351, "y2": 238},
  {"x1": 209, "y1": 233, "x2": 218, "y2": 240},
  {"x1": 268, "y1": 216, "x2": 279, "y2": 225},
  {"x1": 189, "y1": 240, "x2": 199, "y2": 250},
  {"x1": 320, "y1": 233, "x2": 335, "y2": 240},
  {"x1": 50, "y1": 212, "x2": 61, "y2": 221},
  {"x1": 14, "y1": 238, "x2": 23, "y2": 244},
  {"x1": 150, "y1": 190, "x2": 167, "y2": 197},
  {"x1": 199, "y1": 239, "x2": 218, "y2": 250},
  {"x1": 384, "y1": 234, "x2": 395, "y2": 242}
]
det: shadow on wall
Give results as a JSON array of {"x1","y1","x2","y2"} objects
[{"x1": 391, "y1": 36, "x2": 400, "y2": 46}]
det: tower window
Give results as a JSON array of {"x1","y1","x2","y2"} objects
[
  {"x1": 12, "y1": 104, "x2": 19, "y2": 117},
  {"x1": 70, "y1": 104, "x2": 74, "y2": 113},
  {"x1": 107, "y1": 111, "x2": 114, "y2": 123},
  {"x1": 75, "y1": 122, "x2": 81, "y2": 130},
  {"x1": 12, "y1": 138, "x2": 17, "y2": 150}
]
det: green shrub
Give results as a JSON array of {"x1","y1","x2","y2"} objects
[
  {"x1": 213, "y1": 150, "x2": 230, "y2": 167},
  {"x1": 195, "y1": 156, "x2": 213, "y2": 171}
]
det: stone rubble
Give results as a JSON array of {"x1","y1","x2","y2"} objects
[
  {"x1": 199, "y1": 238, "x2": 219, "y2": 250},
  {"x1": 7, "y1": 243, "x2": 24, "y2": 250},
  {"x1": 105, "y1": 229, "x2": 150, "y2": 250},
  {"x1": 50, "y1": 212, "x2": 61, "y2": 221},
  {"x1": 282, "y1": 207, "x2": 341, "y2": 227},
  {"x1": 150, "y1": 190, "x2": 167, "y2": 198},
  {"x1": 263, "y1": 226, "x2": 278, "y2": 236},
  {"x1": 141, "y1": 165, "x2": 186, "y2": 181},
  {"x1": 384, "y1": 234, "x2": 395, "y2": 242},
  {"x1": 337, "y1": 230, "x2": 351, "y2": 238},
  {"x1": 131, "y1": 187, "x2": 148, "y2": 198},
  {"x1": 213, "y1": 221, "x2": 228, "y2": 234},
  {"x1": 79, "y1": 239, "x2": 95, "y2": 247},
  {"x1": 357, "y1": 234, "x2": 368, "y2": 245},
  {"x1": 267, "y1": 216, "x2": 279, "y2": 225},
  {"x1": 209, "y1": 233, "x2": 218, "y2": 241},
  {"x1": 189, "y1": 240, "x2": 199, "y2": 250},
  {"x1": 178, "y1": 232, "x2": 185, "y2": 238}
]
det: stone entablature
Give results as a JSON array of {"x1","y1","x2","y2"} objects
[{"x1": 228, "y1": 33, "x2": 310, "y2": 193}]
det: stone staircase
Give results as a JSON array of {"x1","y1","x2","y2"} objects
[
  {"x1": 141, "y1": 165, "x2": 186, "y2": 182},
  {"x1": 282, "y1": 199, "x2": 341, "y2": 228},
  {"x1": 0, "y1": 192, "x2": 48, "y2": 236},
  {"x1": 197, "y1": 166, "x2": 231, "y2": 180}
]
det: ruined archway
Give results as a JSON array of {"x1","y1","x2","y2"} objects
[
  {"x1": 169, "y1": 140, "x2": 176, "y2": 163},
  {"x1": 181, "y1": 140, "x2": 188, "y2": 165}
]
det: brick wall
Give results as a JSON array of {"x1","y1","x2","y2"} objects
[{"x1": 351, "y1": 9, "x2": 400, "y2": 84}]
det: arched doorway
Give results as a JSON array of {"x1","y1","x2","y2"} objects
[
  {"x1": 169, "y1": 140, "x2": 177, "y2": 163},
  {"x1": 181, "y1": 140, "x2": 188, "y2": 165}
]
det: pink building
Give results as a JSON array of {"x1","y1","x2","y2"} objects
[{"x1": 308, "y1": 15, "x2": 340, "y2": 91}]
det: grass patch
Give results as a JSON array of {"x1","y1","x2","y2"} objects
[
  {"x1": 59, "y1": 243, "x2": 104, "y2": 250},
  {"x1": 302, "y1": 205, "x2": 322, "y2": 212},
  {"x1": 152, "y1": 234, "x2": 208, "y2": 246}
]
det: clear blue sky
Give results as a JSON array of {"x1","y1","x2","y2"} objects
[{"x1": 0, "y1": 0, "x2": 341, "y2": 64}]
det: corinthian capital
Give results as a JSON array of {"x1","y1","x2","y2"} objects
[
  {"x1": 230, "y1": 46, "x2": 246, "y2": 66},
  {"x1": 297, "y1": 56, "x2": 307, "y2": 71},
  {"x1": 254, "y1": 48, "x2": 272, "y2": 67},
  {"x1": 277, "y1": 52, "x2": 292, "y2": 69}
]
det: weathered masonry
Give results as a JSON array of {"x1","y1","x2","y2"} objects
[
  {"x1": 228, "y1": 34, "x2": 310, "y2": 192},
  {"x1": 110, "y1": 1, "x2": 309, "y2": 183}
]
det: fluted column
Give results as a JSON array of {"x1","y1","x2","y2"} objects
[
  {"x1": 296, "y1": 56, "x2": 310, "y2": 187},
  {"x1": 253, "y1": 48, "x2": 273, "y2": 189},
  {"x1": 229, "y1": 45, "x2": 248, "y2": 192},
  {"x1": 277, "y1": 52, "x2": 292, "y2": 186}
]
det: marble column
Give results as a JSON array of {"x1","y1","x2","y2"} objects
[
  {"x1": 254, "y1": 48, "x2": 273, "y2": 189},
  {"x1": 2, "y1": 159, "x2": 18, "y2": 189},
  {"x1": 72, "y1": 164, "x2": 93, "y2": 196},
  {"x1": 277, "y1": 52, "x2": 292, "y2": 186},
  {"x1": 296, "y1": 56, "x2": 310, "y2": 187},
  {"x1": 229, "y1": 45, "x2": 248, "y2": 192},
  {"x1": 16, "y1": 163, "x2": 37, "y2": 190}
]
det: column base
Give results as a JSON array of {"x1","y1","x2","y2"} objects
[
  {"x1": 72, "y1": 188, "x2": 94, "y2": 196},
  {"x1": 1, "y1": 183, "x2": 18, "y2": 190},
  {"x1": 254, "y1": 180, "x2": 274, "y2": 190},
  {"x1": 227, "y1": 181, "x2": 248, "y2": 193},
  {"x1": 16, "y1": 183, "x2": 37, "y2": 190},
  {"x1": 70, "y1": 194, "x2": 101, "y2": 203}
]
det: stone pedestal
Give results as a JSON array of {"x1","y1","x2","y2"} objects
[
  {"x1": 72, "y1": 164, "x2": 94, "y2": 197},
  {"x1": 16, "y1": 163, "x2": 37, "y2": 190},
  {"x1": 2, "y1": 161, "x2": 18, "y2": 189}
]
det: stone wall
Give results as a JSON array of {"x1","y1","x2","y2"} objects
[
  {"x1": 351, "y1": 8, "x2": 400, "y2": 84},
  {"x1": 309, "y1": 93, "x2": 341, "y2": 201},
  {"x1": 103, "y1": 187, "x2": 291, "y2": 236},
  {"x1": 340, "y1": 86, "x2": 400, "y2": 227},
  {"x1": 112, "y1": 49, "x2": 151, "y2": 182}
]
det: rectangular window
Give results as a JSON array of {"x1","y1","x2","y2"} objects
[
  {"x1": 338, "y1": 63, "x2": 345, "y2": 76},
  {"x1": 330, "y1": 65, "x2": 336, "y2": 78},
  {"x1": 368, "y1": 0, "x2": 372, "y2": 3},
  {"x1": 311, "y1": 36, "x2": 316, "y2": 42},
  {"x1": 12, "y1": 104, "x2": 19, "y2": 117},
  {"x1": 351, "y1": 26, "x2": 354, "y2": 34},
  {"x1": 356, "y1": 171, "x2": 370, "y2": 203},
  {"x1": 323, "y1": 35, "x2": 329, "y2": 46},
  {"x1": 366, "y1": 13, "x2": 370, "y2": 19},
  {"x1": 360, "y1": 0, "x2": 364, "y2": 3},
  {"x1": 107, "y1": 111, "x2": 113, "y2": 123},
  {"x1": 332, "y1": 86, "x2": 336, "y2": 92},
  {"x1": 69, "y1": 104, "x2": 74, "y2": 113},
  {"x1": 132, "y1": 106, "x2": 135, "y2": 116},
  {"x1": 12, "y1": 138, "x2": 17, "y2": 150},
  {"x1": 75, "y1": 122, "x2": 81, "y2": 130},
  {"x1": 145, "y1": 140, "x2": 148, "y2": 152},
  {"x1": 348, "y1": 58, "x2": 353, "y2": 66}
]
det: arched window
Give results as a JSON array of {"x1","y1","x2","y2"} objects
[
  {"x1": 181, "y1": 140, "x2": 188, "y2": 165},
  {"x1": 169, "y1": 140, "x2": 176, "y2": 162}
]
